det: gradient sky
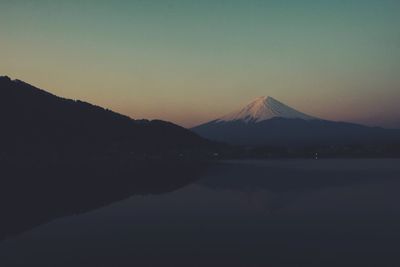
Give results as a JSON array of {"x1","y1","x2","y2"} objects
[{"x1": 1, "y1": 0, "x2": 400, "y2": 128}]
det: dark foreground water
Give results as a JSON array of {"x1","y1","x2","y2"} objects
[{"x1": 1, "y1": 159, "x2": 400, "y2": 267}]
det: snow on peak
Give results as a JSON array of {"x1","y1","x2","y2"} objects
[{"x1": 216, "y1": 96, "x2": 316, "y2": 123}]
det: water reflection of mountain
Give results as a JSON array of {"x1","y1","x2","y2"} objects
[
  {"x1": 197, "y1": 160, "x2": 400, "y2": 217},
  {"x1": 0, "y1": 160, "x2": 210, "y2": 241},
  {"x1": 199, "y1": 160, "x2": 400, "y2": 193}
]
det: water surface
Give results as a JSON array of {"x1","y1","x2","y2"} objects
[{"x1": 1, "y1": 159, "x2": 399, "y2": 267}]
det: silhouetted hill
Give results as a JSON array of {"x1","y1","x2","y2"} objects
[{"x1": 0, "y1": 76, "x2": 217, "y2": 162}]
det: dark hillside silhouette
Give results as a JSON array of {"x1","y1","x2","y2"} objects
[{"x1": 0, "y1": 76, "x2": 218, "y2": 162}]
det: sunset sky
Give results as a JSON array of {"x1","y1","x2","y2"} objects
[{"x1": 1, "y1": 0, "x2": 399, "y2": 128}]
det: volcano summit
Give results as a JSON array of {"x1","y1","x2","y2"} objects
[{"x1": 216, "y1": 96, "x2": 316, "y2": 123}]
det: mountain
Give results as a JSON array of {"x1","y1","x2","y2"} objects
[
  {"x1": 192, "y1": 96, "x2": 400, "y2": 148},
  {"x1": 216, "y1": 96, "x2": 316, "y2": 123},
  {"x1": 0, "y1": 76, "x2": 216, "y2": 162}
]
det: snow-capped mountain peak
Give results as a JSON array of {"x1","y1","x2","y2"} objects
[{"x1": 216, "y1": 96, "x2": 316, "y2": 123}]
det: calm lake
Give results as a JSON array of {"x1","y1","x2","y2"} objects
[{"x1": 1, "y1": 159, "x2": 400, "y2": 267}]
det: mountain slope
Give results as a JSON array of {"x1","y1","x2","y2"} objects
[
  {"x1": 192, "y1": 96, "x2": 400, "y2": 147},
  {"x1": 0, "y1": 76, "x2": 214, "y2": 161}
]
